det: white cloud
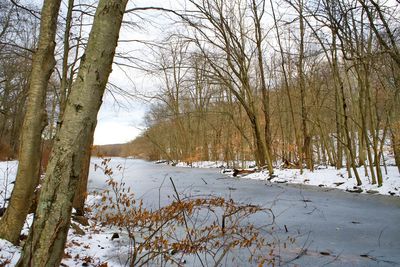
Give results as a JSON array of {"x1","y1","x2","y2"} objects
[
  {"x1": 94, "y1": 122, "x2": 142, "y2": 145},
  {"x1": 94, "y1": 96, "x2": 147, "y2": 145}
]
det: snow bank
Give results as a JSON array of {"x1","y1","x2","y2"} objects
[
  {"x1": 168, "y1": 159, "x2": 400, "y2": 197},
  {"x1": 175, "y1": 160, "x2": 227, "y2": 168},
  {"x1": 241, "y1": 166, "x2": 400, "y2": 196},
  {"x1": 173, "y1": 160, "x2": 257, "y2": 169}
]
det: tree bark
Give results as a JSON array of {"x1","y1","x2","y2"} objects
[
  {"x1": 298, "y1": 0, "x2": 313, "y2": 171},
  {"x1": 72, "y1": 135, "x2": 92, "y2": 216},
  {"x1": 391, "y1": 123, "x2": 400, "y2": 173},
  {"x1": 0, "y1": 0, "x2": 61, "y2": 245},
  {"x1": 16, "y1": 1, "x2": 128, "y2": 266},
  {"x1": 251, "y1": 0, "x2": 273, "y2": 167},
  {"x1": 58, "y1": 0, "x2": 74, "y2": 121}
]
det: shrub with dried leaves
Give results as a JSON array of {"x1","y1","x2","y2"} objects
[{"x1": 92, "y1": 158, "x2": 279, "y2": 266}]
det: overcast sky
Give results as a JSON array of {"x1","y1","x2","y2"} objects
[{"x1": 92, "y1": 0, "x2": 180, "y2": 145}]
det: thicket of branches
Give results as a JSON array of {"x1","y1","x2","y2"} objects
[
  {"x1": 2, "y1": 0, "x2": 399, "y2": 185},
  {"x1": 121, "y1": 0, "x2": 400, "y2": 187},
  {"x1": 0, "y1": 0, "x2": 92, "y2": 159},
  {"x1": 0, "y1": 1, "x2": 38, "y2": 159}
]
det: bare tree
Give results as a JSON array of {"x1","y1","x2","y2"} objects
[
  {"x1": 184, "y1": 0, "x2": 273, "y2": 172},
  {"x1": 0, "y1": 0, "x2": 61, "y2": 244}
]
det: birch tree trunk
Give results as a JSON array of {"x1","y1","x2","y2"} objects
[
  {"x1": 0, "y1": 0, "x2": 61, "y2": 245},
  {"x1": 16, "y1": 1, "x2": 128, "y2": 266}
]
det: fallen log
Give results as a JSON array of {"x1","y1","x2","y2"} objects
[{"x1": 232, "y1": 169, "x2": 256, "y2": 177}]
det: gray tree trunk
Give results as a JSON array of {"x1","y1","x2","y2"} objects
[
  {"x1": 298, "y1": 0, "x2": 313, "y2": 172},
  {"x1": 72, "y1": 135, "x2": 93, "y2": 215},
  {"x1": 58, "y1": 0, "x2": 74, "y2": 121},
  {"x1": 251, "y1": 0, "x2": 273, "y2": 171},
  {"x1": 392, "y1": 129, "x2": 400, "y2": 173},
  {"x1": 0, "y1": 0, "x2": 61, "y2": 245},
  {"x1": 16, "y1": 1, "x2": 128, "y2": 266}
]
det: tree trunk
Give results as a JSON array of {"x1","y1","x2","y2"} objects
[
  {"x1": 335, "y1": 88, "x2": 343, "y2": 169},
  {"x1": 250, "y1": 115, "x2": 266, "y2": 167},
  {"x1": 0, "y1": 0, "x2": 61, "y2": 245},
  {"x1": 340, "y1": 81, "x2": 362, "y2": 185},
  {"x1": 16, "y1": 1, "x2": 128, "y2": 266},
  {"x1": 391, "y1": 124, "x2": 400, "y2": 173},
  {"x1": 270, "y1": 0, "x2": 300, "y2": 165},
  {"x1": 58, "y1": 0, "x2": 74, "y2": 121},
  {"x1": 251, "y1": 0, "x2": 273, "y2": 169},
  {"x1": 72, "y1": 135, "x2": 92, "y2": 216},
  {"x1": 298, "y1": 0, "x2": 313, "y2": 171},
  {"x1": 331, "y1": 30, "x2": 362, "y2": 185}
]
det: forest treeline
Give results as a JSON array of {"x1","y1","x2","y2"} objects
[
  {"x1": 99, "y1": 0, "x2": 399, "y2": 187},
  {"x1": 1, "y1": 0, "x2": 399, "y2": 182},
  {"x1": 2, "y1": 0, "x2": 398, "y2": 181}
]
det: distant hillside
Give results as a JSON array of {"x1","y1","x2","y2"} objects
[
  {"x1": 92, "y1": 135, "x2": 161, "y2": 160},
  {"x1": 92, "y1": 143, "x2": 129, "y2": 157}
]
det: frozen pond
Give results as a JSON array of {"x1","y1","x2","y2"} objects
[{"x1": 88, "y1": 158, "x2": 400, "y2": 266}]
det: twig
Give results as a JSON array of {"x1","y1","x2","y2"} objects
[
  {"x1": 321, "y1": 250, "x2": 343, "y2": 266},
  {"x1": 213, "y1": 245, "x2": 231, "y2": 267},
  {"x1": 10, "y1": 0, "x2": 41, "y2": 19},
  {"x1": 169, "y1": 177, "x2": 205, "y2": 267},
  {"x1": 378, "y1": 226, "x2": 387, "y2": 247},
  {"x1": 281, "y1": 231, "x2": 312, "y2": 265}
]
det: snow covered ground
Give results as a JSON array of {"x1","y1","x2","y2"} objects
[
  {"x1": 0, "y1": 208, "x2": 133, "y2": 266},
  {"x1": 242, "y1": 166, "x2": 400, "y2": 196},
  {"x1": 174, "y1": 160, "x2": 256, "y2": 169},
  {"x1": 0, "y1": 161, "x2": 120, "y2": 266},
  {"x1": 172, "y1": 160, "x2": 400, "y2": 196}
]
